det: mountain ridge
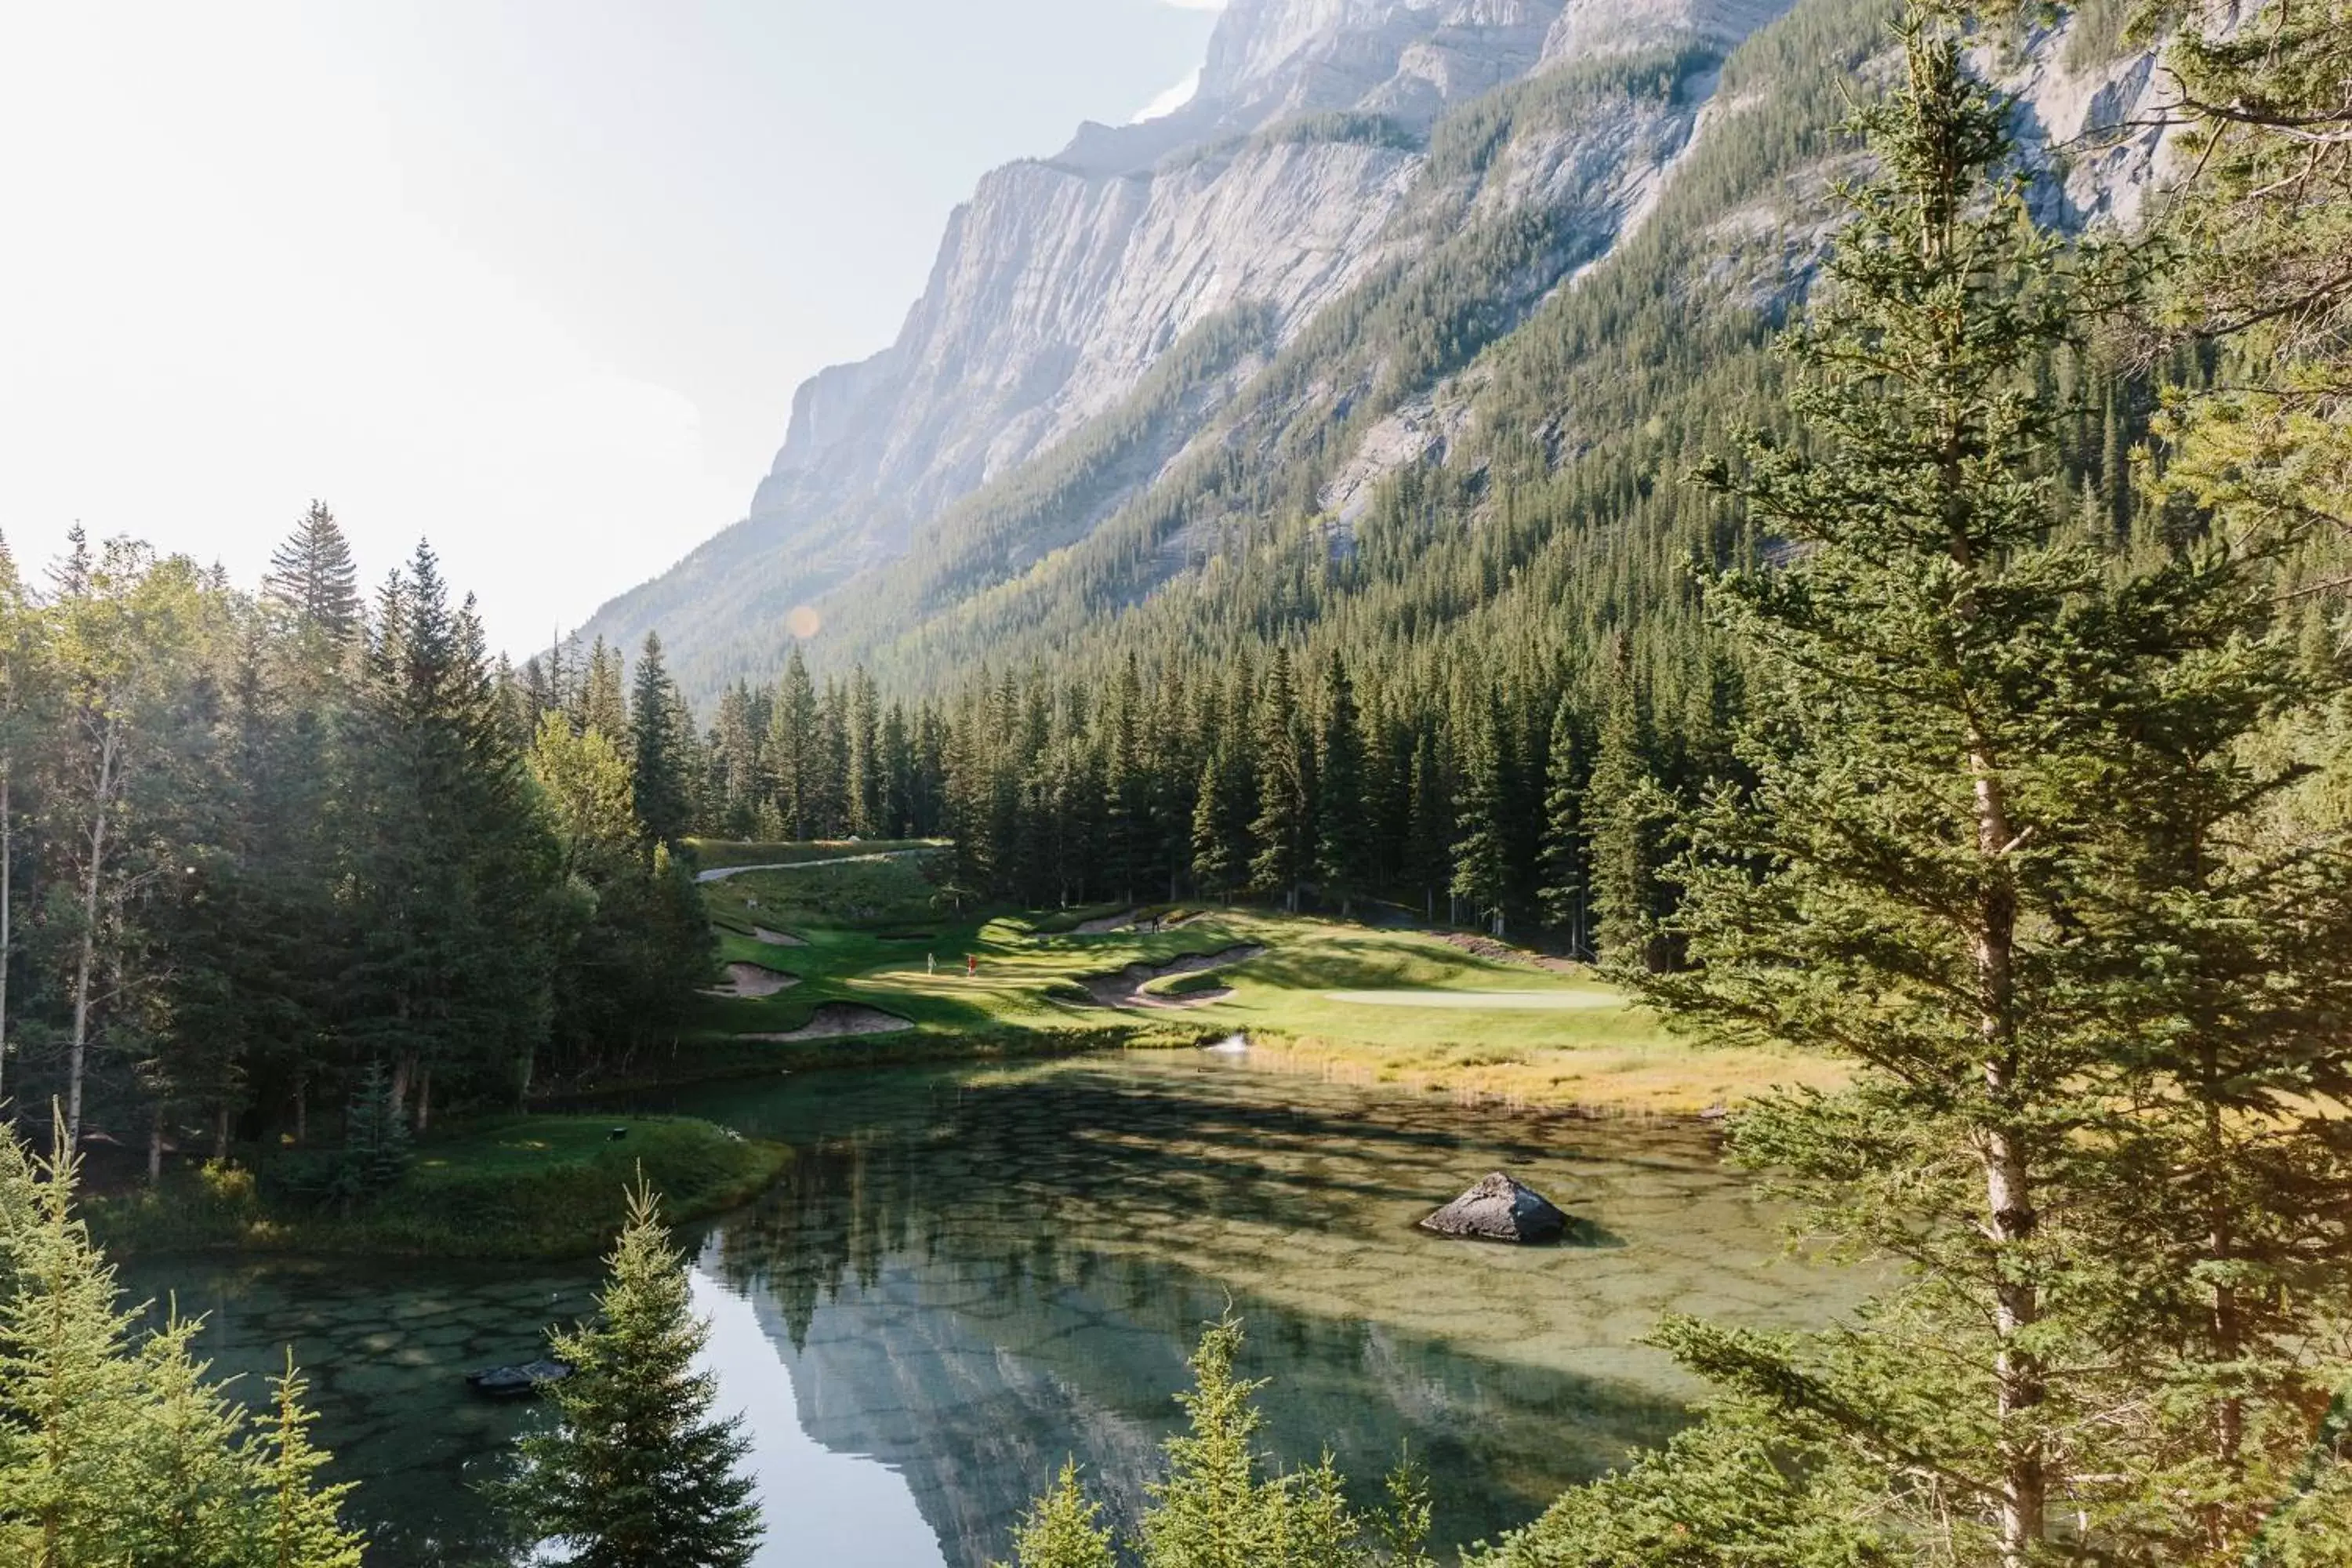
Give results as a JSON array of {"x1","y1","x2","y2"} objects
[{"x1": 579, "y1": 0, "x2": 2172, "y2": 701}]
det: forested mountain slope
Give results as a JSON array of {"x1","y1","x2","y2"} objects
[{"x1": 582, "y1": 0, "x2": 2171, "y2": 701}]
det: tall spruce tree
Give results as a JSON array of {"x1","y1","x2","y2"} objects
[
  {"x1": 579, "y1": 637, "x2": 628, "y2": 745},
  {"x1": 1587, "y1": 653, "x2": 1672, "y2": 972},
  {"x1": 768, "y1": 648, "x2": 818, "y2": 839},
  {"x1": 628, "y1": 634, "x2": 692, "y2": 848},
  {"x1": 1247, "y1": 648, "x2": 1309, "y2": 911},
  {"x1": 504, "y1": 1181, "x2": 760, "y2": 1568},
  {"x1": 1535, "y1": 697, "x2": 1586, "y2": 953},
  {"x1": 1450, "y1": 695, "x2": 1513, "y2": 936},
  {"x1": 260, "y1": 503, "x2": 360, "y2": 702},
  {"x1": 1313, "y1": 650, "x2": 1369, "y2": 916},
  {"x1": 1480, "y1": 24, "x2": 2352, "y2": 1567}
]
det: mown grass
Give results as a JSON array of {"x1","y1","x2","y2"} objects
[
  {"x1": 92, "y1": 1115, "x2": 789, "y2": 1261},
  {"x1": 681, "y1": 846, "x2": 1846, "y2": 1114}
]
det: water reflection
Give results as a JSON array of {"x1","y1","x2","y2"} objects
[
  {"x1": 665, "y1": 1056, "x2": 1850, "y2": 1563},
  {"x1": 129, "y1": 1054, "x2": 1857, "y2": 1566}
]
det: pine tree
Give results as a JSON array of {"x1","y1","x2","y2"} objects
[
  {"x1": 1312, "y1": 651, "x2": 1368, "y2": 916},
  {"x1": 996, "y1": 1461, "x2": 1116, "y2": 1568},
  {"x1": 1247, "y1": 649, "x2": 1309, "y2": 911},
  {"x1": 1404, "y1": 729, "x2": 1449, "y2": 924},
  {"x1": 1190, "y1": 749, "x2": 1247, "y2": 902},
  {"x1": 255, "y1": 1353, "x2": 365, "y2": 1568},
  {"x1": 118, "y1": 1312, "x2": 267, "y2": 1567},
  {"x1": 1449, "y1": 695, "x2": 1512, "y2": 936},
  {"x1": 629, "y1": 634, "x2": 692, "y2": 848},
  {"x1": 0, "y1": 1131, "x2": 146, "y2": 1559},
  {"x1": 1536, "y1": 697, "x2": 1586, "y2": 953},
  {"x1": 846, "y1": 666, "x2": 881, "y2": 837},
  {"x1": 768, "y1": 648, "x2": 818, "y2": 839},
  {"x1": 340, "y1": 1061, "x2": 411, "y2": 1203},
  {"x1": 263, "y1": 502, "x2": 361, "y2": 637},
  {"x1": 580, "y1": 637, "x2": 628, "y2": 745},
  {"x1": 1543, "y1": 24, "x2": 2352, "y2": 1565},
  {"x1": 262, "y1": 502, "x2": 361, "y2": 702},
  {"x1": 1586, "y1": 656, "x2": 1671, "y2": 972},
  {"x1": 504, "y1": 1180, "x2": 760, "y2": 1568},
  {"x1": 1135, "y1": 1316, "x2": 1358, "y2": 1568}
]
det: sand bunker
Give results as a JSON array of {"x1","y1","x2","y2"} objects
[
  {"x1": 1073, "y1": 909, "x2": 1140, "y2": 935},
  {"x1": 1322, "y1": 989, "x2": 1621, "y2": 1011},
  {"x1": 750, "y1": 927, "x2": 808, "y2": 947},
  {"x1": 705, "y1": 963, "x2": 800, "y2": 998},
  {"x1": 1083, "y1": 945, "x2": 1265, "y2": 1009},
  {"x1": 739, "y1": 1004, "x2": 913, "y2": 1041}
]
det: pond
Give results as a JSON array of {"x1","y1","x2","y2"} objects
[{"x1": 129, "y1": 1051, "x2": 1861, "y2": 1566}]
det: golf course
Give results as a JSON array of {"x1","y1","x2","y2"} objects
[{"x1": 686, "y1": 838, "x2": 1842, "y2": 1113}]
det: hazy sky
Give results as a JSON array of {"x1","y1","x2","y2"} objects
[{"x1": 0, "y1": 1, "x2": 1222, "y2": 652}]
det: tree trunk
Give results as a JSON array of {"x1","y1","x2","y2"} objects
[
  {"x1": 390, "y1": 1051, "x2": 415, "y2": 1120},
  {"x1": 212, "y1": 1105, "x2": 230, "y2": 1163},
  {"x1": 2206, "y1": 1089, "x2": 2245, "y2": 1552},
  {"x1": 416, "y1": 1066, "x2": 432, "y2": 1134},
  {"x1": 147, "y1": 1103, "x2": 164, "y2": 1185},
  {"x1": 1968, "y1": 750, "x2": 2044, "y2": 1567},
  {"x1": 293, "y1": 1073, "x2": 308, "y2": 1145},
  {"x1": 67, "y1": 731, "x2": 116, "y2": 1152}
]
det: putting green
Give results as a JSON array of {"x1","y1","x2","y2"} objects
[{"x1": 1320, "y1": 989, "x2": 1625, "y2": 1011}]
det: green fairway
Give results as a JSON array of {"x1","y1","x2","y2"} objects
[{"x1": 681, "y1": 841, "x2": 1845, "y2": 1112}]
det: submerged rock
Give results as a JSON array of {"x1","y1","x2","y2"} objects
[
  {"x1": 1419, "y1": 1172, "x2": 1569, "y2": 1244},
  {"x1": 465, "y1": 1359, "x2": 572, "y2": 1398}
]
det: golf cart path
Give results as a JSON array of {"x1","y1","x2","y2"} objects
[
  {"x1": 1321, "y1": 989, "x2": 1624, "y2": 1010},
  {"x1": 695, "y1": 848, "x2": 930, "y2": 884}
]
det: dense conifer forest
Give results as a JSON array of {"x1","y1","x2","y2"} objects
[{"x1": 0, "y1": 510, "x2": 710, "y2": 1170}]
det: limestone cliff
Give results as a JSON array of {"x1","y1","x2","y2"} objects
[{"x1": 580, "y1": 0, "x2": 2176, "y2": 697}]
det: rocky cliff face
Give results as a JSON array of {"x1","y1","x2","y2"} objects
[{"x1": 583, "y1": 0, "x2": 2176, "y2": 697}]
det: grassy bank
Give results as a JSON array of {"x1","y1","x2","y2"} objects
[
  {"x1": 93, "y1": 1114, "x2": 789, "y2": 1261},
  {"x1": 677, "y1": 840, "x2": 1846, "y2": 1114}
]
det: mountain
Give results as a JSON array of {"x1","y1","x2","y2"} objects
[{"x1": 580, "y1": 0, "x2": 2175, "y2": 702}]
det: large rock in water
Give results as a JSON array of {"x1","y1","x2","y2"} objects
[{"x1": 1419, "y1": 1172, "x2": 1569, "y2": 1243}]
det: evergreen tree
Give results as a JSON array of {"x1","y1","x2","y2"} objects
[
  {"x1": 846, "y1": 666, "x2": 880, "y2": 837},
  {"x1": 1007, "y1": 1317, "x2": 1430, "y2": 1568},
  {"x1": 0, "y1": 1129, "x2": 359, "y2": 1566},
  {"x1": 262, "y1": 502, "x2": 361, "y2": 640},
  {"x1": 339, "y1": 1061, "x2": 411, "y2": 1204},
  {"x1": 0, "y1": 1133, "x2": 147, "y2": 1558},
  {"x1": 1449, "y1": 695, "x2": 1512, "y2": 935},
  {"x1": 1535, "y1": 697, "x2": 1586, "y2": 953},
  {"x1": 768, "y1": 648, "x2": 818, "y2": 839},
  {"x1": 1247, "y1": 649, "x2": 1309, "y2": 911},
  {"x1": 995, "y1": 1462, "x2": 1116, "y2": 1568},
  {"x1": 1312, "y1": 651, "x2": 1368, "y2": 916},
  {"x1": 580, "y1": 637, "x2": 629, "y2": 745},
  {"x1": 1403, "y1": 728, "x2": 1449, "y2": 924},
  {"x1": 1508, "y1": 25, "x2": 2352, "y2": 1566},
  {"x1": 505, "y1": 1180, "x2": 760, "y2": 1568},
  {"x1": 628, "y1": 634, "x2": 691, "y2": 848},
  {"x1": 1586, "y1": 657, "x2": 1671, "y2": 971},
  {"x1": 255, "y1": 1354, "x2": 365, "y2": 1568}
]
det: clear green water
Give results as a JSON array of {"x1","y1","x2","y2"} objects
[{"x1": 129, "y1": 1052, "x2": 1859, "y2": 1566}]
